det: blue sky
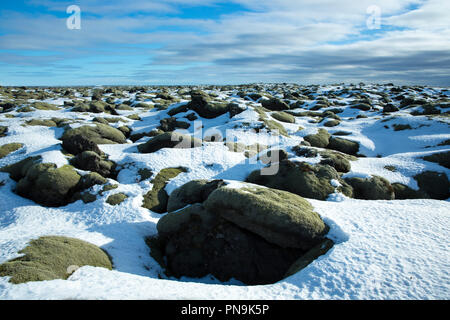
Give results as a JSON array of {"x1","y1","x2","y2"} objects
[{"x1": 0, "y1": 0, "x2": 449, "y2": 86}]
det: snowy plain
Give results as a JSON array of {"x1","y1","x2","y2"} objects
[{"x1": 0, "y1": 84, "x2": 449, "y2": 300}]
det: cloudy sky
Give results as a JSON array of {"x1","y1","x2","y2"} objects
[{"x1": 0, "y1": 0, "x2": 449, "y2": 86}]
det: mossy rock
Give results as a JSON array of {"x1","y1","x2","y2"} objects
[
  {"x1": 414, "y1": 171, "x2": 450, "y2": 200},
  {"x1": 0, "y1": 143, "x2": 24, "y2": 159},
  {"x1": 31, "y1": 102, "x2": 60, "y2": 111},
  {"x1": 271, "y1": 111, "x2": 295, "y2": 123},
  {"x1": 262, "y1": 119, "x2": 289, "y2": 136},
  {"x1": 25, "y1": 119, "x2": 57, "y2": 127},
  {"x1": 327, "y1": 137, "x2": 360, "y2": 156},
  {"x1": 0, "y1": 126, "x2": 8, "y2": 137},
  {"x1": 167, "y1": 179, "x2": 226, "y2": 212},
  {"x1": 100, "y1": 183, "x2": 118, "y2": 195},
  {"x1": 319, "y1": 150, "x2": 355, "y2": 173},
  {"x1": 70, "y1": 151, "x2": 115, "y2": 178},
  {"x1": 345, "y1": 176, "x2": 394, "y2": 200},
  {"x1": 392, "y1": 183, "x2": 429, "y2": 200},
  {"x1": 159, "y1": 117, "x2": 190, "y2": 132},
  {"x1": 154, "y1": 183, "x2": 331, "y2": 285},
  {"x1": 393, "y1": 124, "x2": 412, "y2": 131},
  {"x1": 422, "y1": 151, "x2": 450, "y2": 169},
  {"x1": 142, "y1": 167, "x2": 187, "y2": 213},
  {"x1": 303, "y1": 128, "x2": 331, "y2": 148},
  {"x1": 61, "y1": 124, "x2": 126, "y2": 154},
  {"x1": 247, "y1": 160, "x2": 352, "y2": 200},
  {"x1": 137, "y1": 132, "x2": 202, "y2": 154},
  {"x1": 15, "y1": 163, "x2": 81, "y2": 207},
  {"x1": 77, "y1": 172, "x2": 107, "y2": 190},
  {"x1": 155, "y1": 203, "x2": 308, "y2": 285},
  {"x1": 127, "y1": 113, "x2": 141, "y2": 121},
  {"x1": 0, "y1": 236, "x2": 112, "y2": 284},
  {"x1": 106, "y1": 193, "x2": 128, "y2": 205},
  {"x1": 323, "y1": 119, "x2": 340, "y2": 127},
  {"x1": 203, "y1": 184, "x2": 328, "y2": 249},
  {"x1": 115, "y1": 104, "x2": 134, "y2": 111},
  {"x1": 261, "y1": 98, "x2": 290, "y2": 111},
  {"x1": 351, "y1": 103, "x2": 371, "y2": 111},
  {"x1": 185, "y1": 90, "x2": 230, "y2": 119},
  {"x1": 0, "y1": 156, "x2": 42, "y2": 181},
  {"x1": 17, "y1": 106, "x2": 34, "y2": 113}
]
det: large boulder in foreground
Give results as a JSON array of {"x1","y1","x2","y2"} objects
[
  {"x1": 246, "y1": 160, "x2": 353, "y2": 200},
  {"x1": 203, "y1": 185, "x2": 328, "y2": 249},
  {"x1": 0, "y1": 236, "x2": 112, "y2": 284},
  {"x1": 137, "y1": 132, "x2": 202, "y2": 154},
  {"x1": 151, "y1": 182, "x2": 331, "y2": 285}
]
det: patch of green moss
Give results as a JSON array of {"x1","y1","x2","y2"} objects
[
  {"x1": 106, "y1": 193, "x2": 128, "y2": 205},
  {"x1": 142, "y1": 167, "x2": 187, "y2": 213},
  {"x1": 31, "y1": 102, "x2": 60, "y2": 111},
  {"x1": 126, "y1": 114, "x2": 141, "y2": 121},
  {"x1": 271, "y1": 111, "x2": 295, "y2": 123},
  {"x1": 303, "y1": 128, "x2": 331, "y2": 148},
  {"x1": 100, "y1": 183, "x2": 118, "y2": 195},
  {"x1": 0, "y1": 143, "x2": 24, "y2": 159},
  {"x1": 262, "y1": 119, "x2": 289, "y2": 136},
  {"x1": 25, "y1": 119, "x2": 57, "y2": 127},
  {"x1": 0, "y1": 236, "x2": 112, "y2": 284}
]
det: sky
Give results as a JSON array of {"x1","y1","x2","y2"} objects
[{"x1": 0, "y1": 0, "x2": 449, "y2": 86}]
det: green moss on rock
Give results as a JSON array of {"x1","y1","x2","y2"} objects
[
  {"x1": 106, "y1": 193, "x2": 128, "y2": 205},
  {"x1": 247, "y1": 160, "x2": 352, "y2": 200},
  {"x1": 345, "y1": 176, "x2": 394, "y2": 200},
  {"x1": 137, "y1": 132, "x2": 202, "y2": 154},
  {"x1": 303, "y1": 128, "x2": 331, "y2": 148},
  {"x1": 0, "y1": 143, "x2": 24, "y2": 159},
  {"x1": 0, "y1": 236, "x2": 112, "y2": 284},
  {"x1": 271, "y1": 111, "x2": 295, "y2": 123},
  {"x1": 142, "y1": 167, "x2": 187, "y2": 213}
]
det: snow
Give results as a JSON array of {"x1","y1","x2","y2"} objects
[{"x1": 0, "y1": 84, "x2": 449, "y2": 300}]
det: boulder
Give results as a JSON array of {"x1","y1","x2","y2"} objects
[
  {"x1": 187, "y1": 90, "x2": 230, "y2": 119},
  {"x1": 0, "y1": 143, "x2": 23, "y2": 159},
  {"x1": 246, "y1": 160, "x2": 353, "y2": 200},
  {"x1": 327, "y1": 137, "x2": 360, "y2": 156},
  {"x1": 15, "y1": 163, "x2": 81, "y2": 207},
  {"x1": 137, "y1": 132, "x2": 202, "y2": 154},
  {"x1": 142, "y1": 167, "x2": 187, "y2": 213},
  {"x1": 422, "y1": 151, "x2": 450, "y2": 169},
  {"x1": 167, "y1": 179, "x2": 226, "y2": 212},
  {"x1": 61, "y1": 124, "x2": 126, "y2": 154},
  {"x1": 345, "y1": 176, "x2": 394, "y2": 200},
  {"x1": 303, "y1": 129, "x2": 331, "y2": 148},
  {"x1": 70, "y1": 151, "x2": 116, "y2": 178},
  {"x1": 0, "y1": 236, "x2": 112, "y2": 284},
  {"x1": 414, "y1": 171, "x2": 450, "y2": 200},
  {"x1": 271, "y1": 111, "x2": 295, "y2": 123},
  {"x1": 153, "y1": 182, "x2": 331, "y2": 285},
  {"x1": 261, "y1": 98, "x2": 290, "y2": 111}
]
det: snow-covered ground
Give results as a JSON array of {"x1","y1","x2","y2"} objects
[{"x1": 0, "y1": 84, "x2": 449, "y2": 299}]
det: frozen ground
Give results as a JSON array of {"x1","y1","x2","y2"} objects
[{"x1": 0, "y1": 84, "x2": 449, "y2": 299}]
